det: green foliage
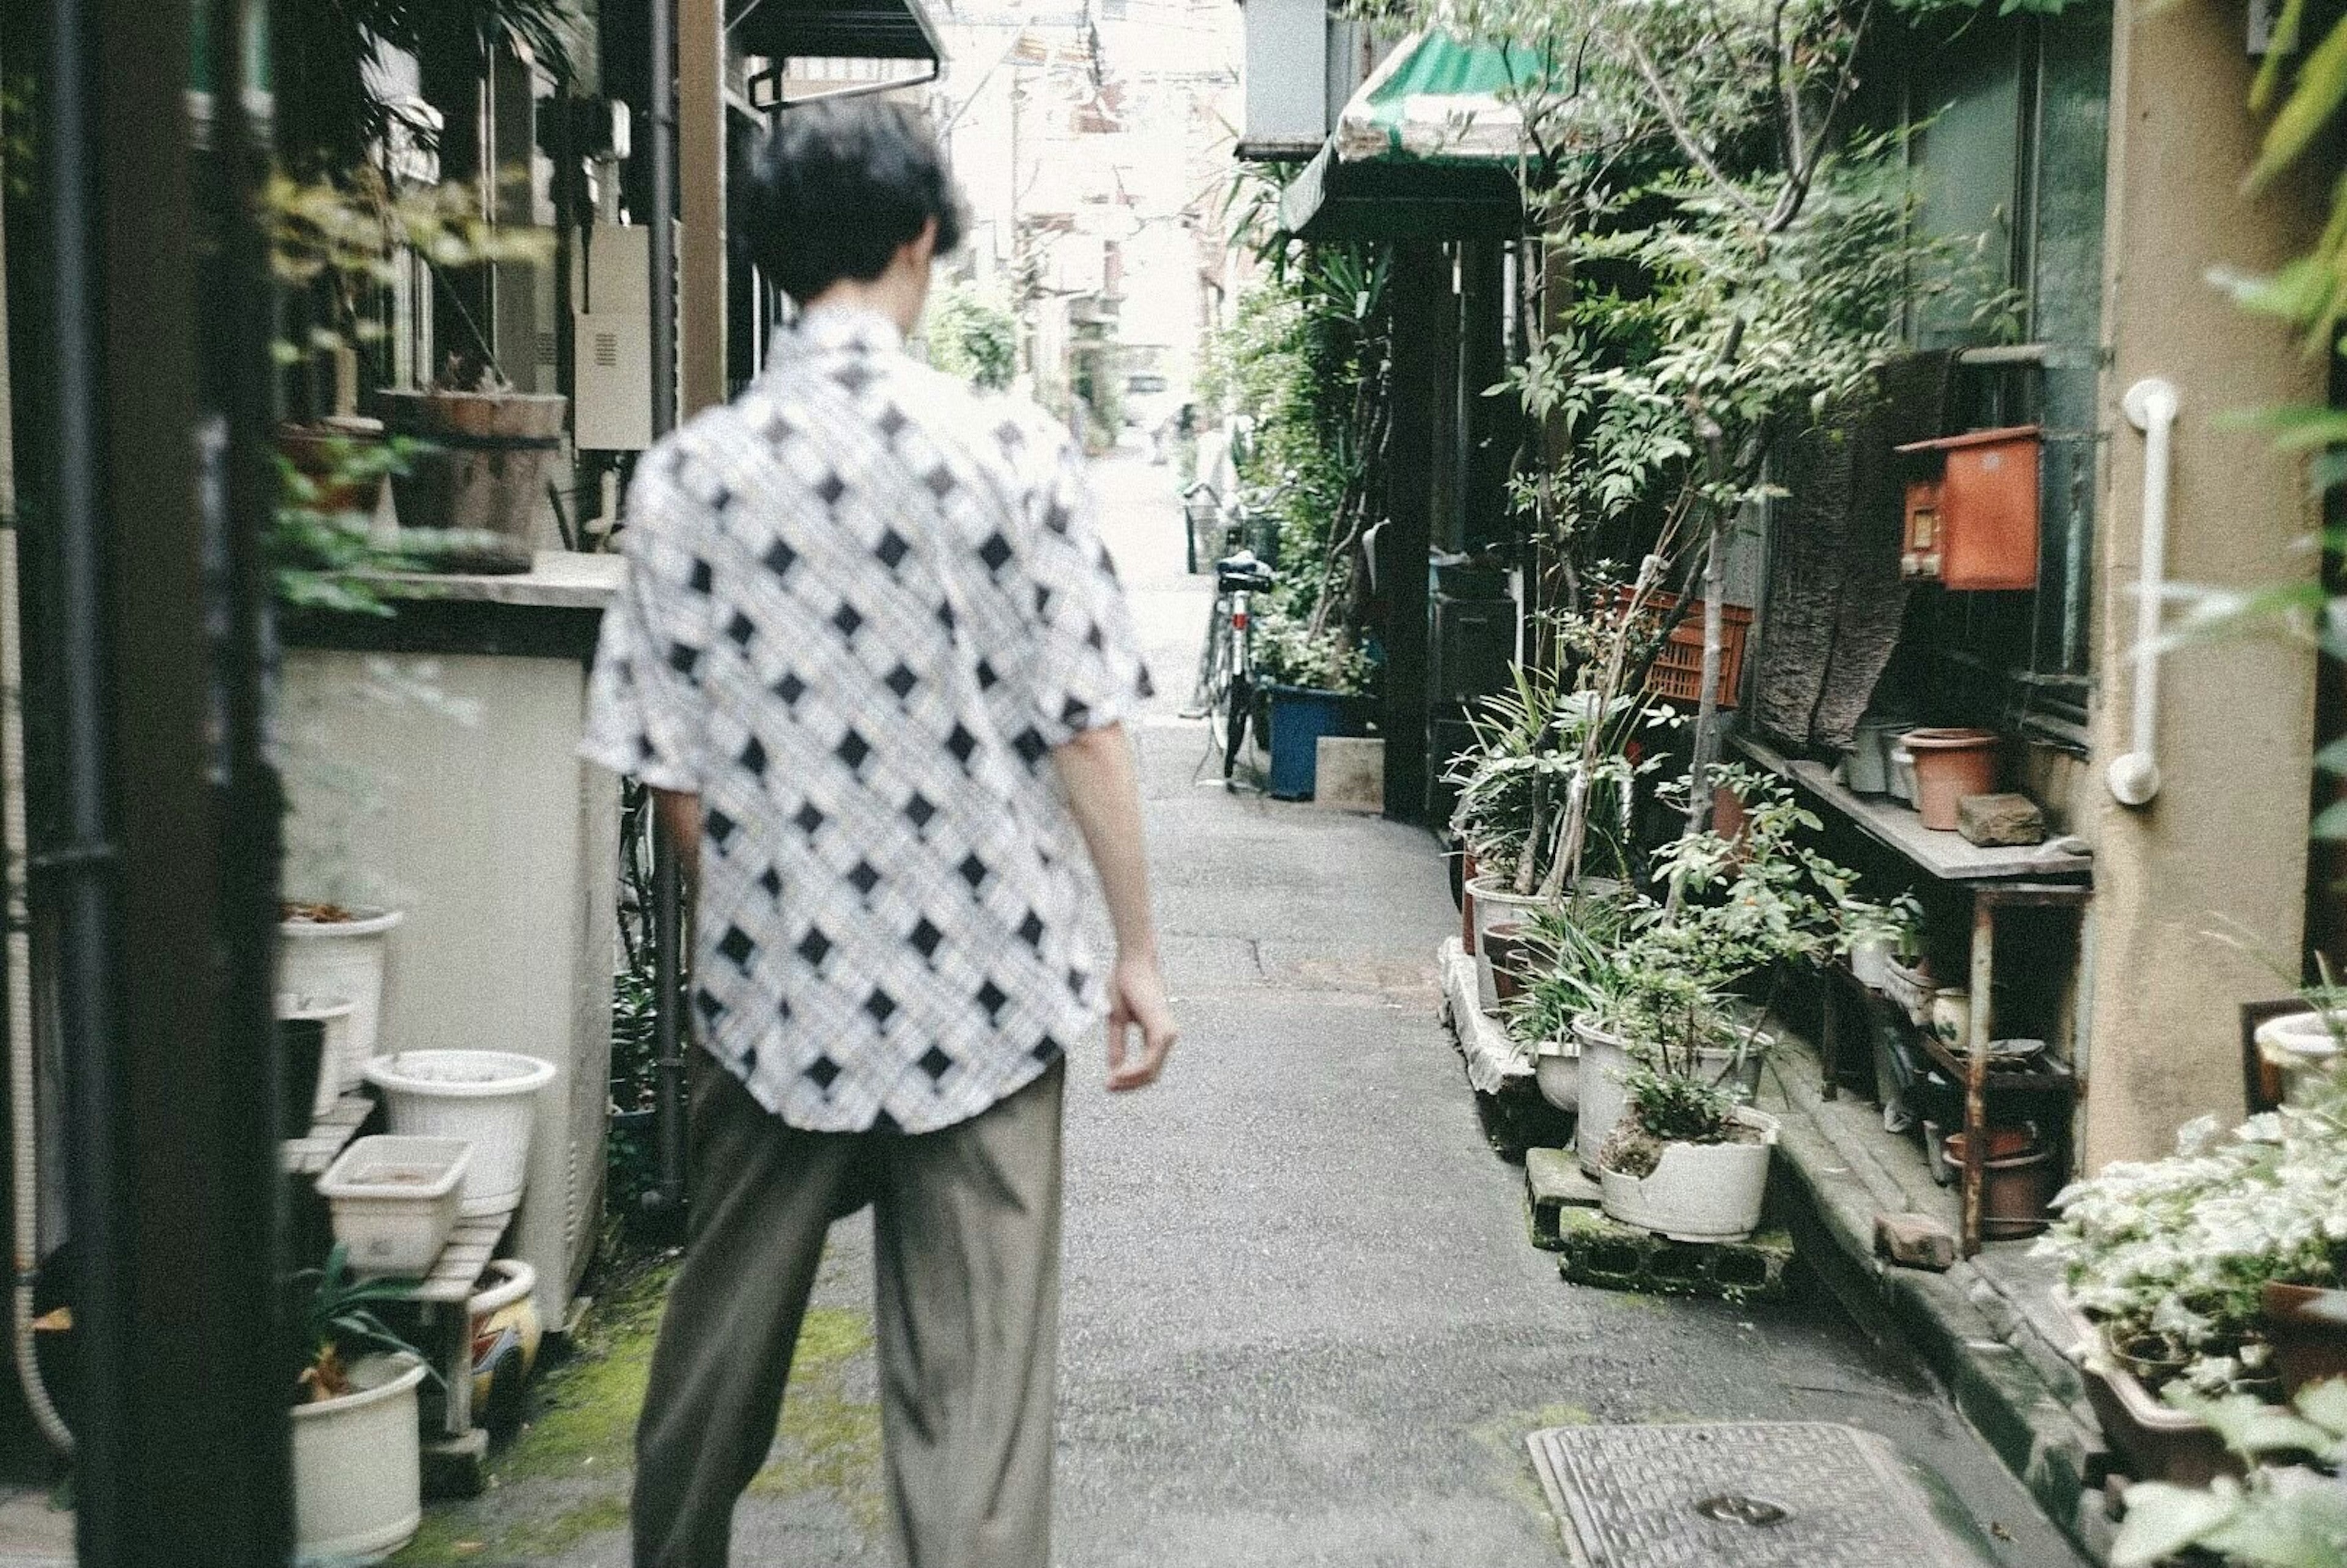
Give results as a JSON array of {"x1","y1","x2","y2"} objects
[
  {"x1": 1251, "y1": 606, "x2": 1376, "y2": 694},
  {"x1": 1617, "y1": 1061, "x2": 1744, "y2": 1143},
  {"x1": 290, "y1": 1241, "x2": 432, "y2": 1401},
  {"x1": 605, "y1": 965, "x2": 662, "y2": 1222},
  {"x1": 924, "y1": 279, "x2": 1018, "y2": 390},
  {"x1": 2111, "y1": 1383, "x2": 2347, "y2": 1567}
]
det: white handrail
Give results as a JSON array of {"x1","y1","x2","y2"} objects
[{"x1": 2109, "y1": 378, "x2": 2180, "y2": 807}]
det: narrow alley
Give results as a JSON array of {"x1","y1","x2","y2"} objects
[{"x1": 399, "y1": 458, "x2": 2088, "y2": 1568}]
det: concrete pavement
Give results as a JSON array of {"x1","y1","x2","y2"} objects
[{"x1": 398, "y1": 452, "x2": 2085, "y2": 1567}]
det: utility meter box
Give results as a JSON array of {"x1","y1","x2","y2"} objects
[
  {"x1": 1895, "y1": 425, "x2": 2042, "y2": 591},
  {"x1": 571, "y1": 225, "x2": 655, "y2": 451}
]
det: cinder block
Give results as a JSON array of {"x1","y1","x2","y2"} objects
[
  {"x1": 1313, "y1": 737, "x2": 1384, "y2": 813},
  {"x1": 1554, "y1": 1207, "x2": 1793, "y2": 1302},
  {"x1": 1527, "y1": 1146, "x2": 1603, "y2": 1248}
]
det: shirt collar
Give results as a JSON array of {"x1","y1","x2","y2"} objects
[{"x1": 774, "y1": 301, "x2": 906, "y2": 362}]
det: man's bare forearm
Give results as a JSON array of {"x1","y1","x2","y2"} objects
[{"x1": 1050, "y1": 723, "x2": 1157, "y2": 958}]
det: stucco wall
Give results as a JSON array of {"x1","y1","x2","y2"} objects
[{"x1": 2084, "y1": 0, "x2": 2324, "y2": 1167}]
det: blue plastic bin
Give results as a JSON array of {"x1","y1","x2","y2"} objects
[{"x1": 1265, "y1": 685, "x2": 1357, "y2": 800}]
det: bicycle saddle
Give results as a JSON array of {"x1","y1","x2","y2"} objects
[{"x1": 1214, "y1": 549, "x2": 1276, "y2": 592}]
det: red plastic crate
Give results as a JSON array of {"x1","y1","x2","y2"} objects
[{"x1": 1607, "y1": 587, "x2": 1753, "y2": 710}]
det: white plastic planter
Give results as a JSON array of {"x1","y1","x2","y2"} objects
[
  {"x1": 292, "y1": 1353, "x2": 427, "y2": 1565},
  {"x1": 318, "y1": 1136, "x2": 469, "y2": 1277},
  {"x1": 2255, "y1": 1010, "x2": 2346, "y2": 1097},
  {"x1": 1571, "y1": 1016, "x2": 1633, "y2": 1176},
  {"x1": 279, "y1": 907, "x2": 403, "y2": 1082},
  {"x1": 1533, "y1": 1036, "x2": 1580, "y2": 1113},
  {"x1": 365, "y1": 1051, "x2": 556, "y2": 1217},
  {"x1": 278, "y1": 992, "x2": 359, "y2": 1113},
  {"x1": 1600, "y1": 1107, "x2": 1780, "y2": 1242}
]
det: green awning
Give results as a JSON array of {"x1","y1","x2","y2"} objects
[
  {"x1": 1334, "y1": 30, "x2": 1533, "y2": 166},
  {"x1": 1277, "y1": 29, "x2": 1529, "y2": 242}
]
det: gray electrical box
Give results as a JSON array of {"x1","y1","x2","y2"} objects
[{"x1": 571, "y1": 225, "x2": 655, "y2": 451}]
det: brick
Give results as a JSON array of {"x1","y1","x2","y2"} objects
[
  {"x1": 1956, "y1": 792, "x2": 2044, "y2": 847},
  {"x1": 1875, "y1": 1211, "x2": 1958, "y2": 1271}
]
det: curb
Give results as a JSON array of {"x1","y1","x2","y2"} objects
[{"x1": 1762, "y1": 1051, "x2": 2117, "y2": 1563}]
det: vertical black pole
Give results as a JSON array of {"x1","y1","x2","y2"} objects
[
  {"x1": 1382, "y1": 243, "x2": 1441, "y2": 826},
  {"x1": 42, "y1": 0, "x2": 291, "y2": 1558},
  {"x1": 645, "y1": 0, "x2": 689, "y2": 1217}
]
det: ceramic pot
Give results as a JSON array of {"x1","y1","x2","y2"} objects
[
  {"x1": 292, "y1": 1354, "x2": 427, "y2": 1564},
  {"x1": 1599, "y1": 1107, "x2": 1780, "y2": 1242},
  {"x1": 2255, "y1": 1011, "x2": 2346, "y2": 1100},
  {"x1": 1482, "y1": 922, "x2": 1534, "y2": 1005},
  {"x1": 365, "y1": 1050, "x2": 556, "y2": 1217},
  {"x1": 1903, "y1": 728, "x2": 2000, "y2": 831},
  {"x1": 1533, "y1": 1037, "x2": 1580, "y2": 1113},
  {"x1": 2262, "y1": 1282, "x2": 2347, "y2": 1398},
  {"x1": 380, "y1": 390, "x2": 568, "y2": 545},
  {"x1": 1571, "y1": 1016, "x2": 1633, "y2": 1177},
  {"x1": 1942, "y1": 1129, "x2": 2059, "y2": 1239},
  {"x1": 1466, "y1": 876, "x2": 1556, "y2": 1011},
  {"x1": 2059, "y1": 1297, "x2": 2237, "y2": 1486},
  {"x1": 279, "y1": 416, "x2": 389, "y2": 518},
  {"x1": 469, "y1": 1259, "x2": 544, "y2": 1436},
  {"x1": 279, "y1": 907, "x2": 403, "y2": 1084}
]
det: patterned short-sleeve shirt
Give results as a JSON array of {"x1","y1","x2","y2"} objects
[{"x1": 581, "y1": 302, "x2": 1153, "y2": 1134}]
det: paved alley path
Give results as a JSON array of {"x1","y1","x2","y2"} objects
[{"x1": 410, "y1": 454, "x2": 2084, "y2": 1568}]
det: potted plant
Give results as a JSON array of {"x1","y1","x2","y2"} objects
[
  {"x1": 365, "y1": 1049, "x2": 557, "y2": 1216},
  {"x1": 1599, "y1": 1054, "x2": 1781, "y2": 1243},
  {"x1": 1250, "y1": 607, "x2": 1375, "y2": 801},
  {"x1": 289, "y1": 1244, "x2": 433, "y2": 1565},
  {"x1": 2038, "y1": 1068, "x2": 2347, "y2": 1477},
  {"x1": 279, "y1": 901, "x2": 405, "y2": 1074},
  {"x1": 2103, "y1": 1383, "x2": 2347, "y2": 1567}
]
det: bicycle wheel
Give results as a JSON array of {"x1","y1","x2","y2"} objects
[
  {"x1": 1223, "y1": 672, "x2": 1251, "y2": 783},
  {"x1": 1188, "y1": 595, "x2": 1230, "y2": 719}
]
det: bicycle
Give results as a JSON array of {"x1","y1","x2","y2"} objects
[{"x1": 1188, "y1": 547, "x2": 1277, "y2": 787}]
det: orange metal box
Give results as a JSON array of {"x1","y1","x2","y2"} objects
[{"x1": 1895, "y1": 425, "x2": 2041, "y2": 592}]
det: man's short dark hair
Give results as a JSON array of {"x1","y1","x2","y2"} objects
[{"x1": 741, "y1": 100, "x2": 967, "y2": 304}]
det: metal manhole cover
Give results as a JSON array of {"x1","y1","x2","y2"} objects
[{"x1": 1526, "y1": 1422, "x2": 1986, "y2": 1567}]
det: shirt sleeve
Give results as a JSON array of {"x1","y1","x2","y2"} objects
[
  {"x1": 580, "y1": 453, "x2": 713, "y2": 792},
  {"x1": 1019, "y1": 432, "x2": 1156, "y2": 749}
]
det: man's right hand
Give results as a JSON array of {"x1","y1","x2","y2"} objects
[{"x1": 1104, "y1": 951, "x2": 1177, "y2": 1091}]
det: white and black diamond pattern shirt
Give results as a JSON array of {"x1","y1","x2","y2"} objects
[{"x1": 581, "y1": 302, "x2": 1153, "y2": 1134}]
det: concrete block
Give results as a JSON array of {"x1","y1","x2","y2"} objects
[
  {"x1": 422, "y1": 1427, "x2": 490, "y2": 1499},
  {"x1": 1956, "y1": 792, "x2": 2044, "y2": 847},
  {"x1": 1875, "y1": 1211, "x2": 1958, "y2": 1272},
  {"x1": 1554, "y1": 1207, "x2": 1793, "y2": 1302},
  {"x1": 1313, "y1": 737, "x2": 1384, "y2": 812},
  {"x1": 1526, "y1": 1146, "x2": 1603, "y2": 1248}
]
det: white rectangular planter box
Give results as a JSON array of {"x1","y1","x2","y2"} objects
[{"x1": 318, "y1": 1136, "x2": 469, "y2": 1277}]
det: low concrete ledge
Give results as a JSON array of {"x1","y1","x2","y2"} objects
[
  {"x1": 1758, "y1": 1041, "x2": 2114, "y2": 1562},
  {"x1": 1436, "y1": 937, "x2": 1532, "y2": 1095}
]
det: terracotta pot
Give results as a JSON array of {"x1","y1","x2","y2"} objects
[
  {"x1": 2060, "y1": 1298, "x2": 2239, "y2": 1487},
  {"x1": 1460, "y1": 849, "x2": 1479, "y2": 955},
  {"x1": 2263, "y1": 1281, "x2": 2347, "y2": 1398},
  {"x1": 1903, "y1": 727, "x2": 2000, "y2": 831},
  {"x1": 1942, "y1": 1128, "x2": 2058, "y2": 1238},
  {"x1": 1482, "y1": 921, "x2": 1533, "y2": 1003}
]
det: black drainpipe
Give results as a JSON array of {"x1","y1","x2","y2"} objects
[{"x1": 642, "y1": 0, "x2": 689, "y2": 1218}]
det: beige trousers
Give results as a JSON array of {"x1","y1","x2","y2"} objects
[{"x1": 632, "y1": 1053, "x2": 1065, "y2": 1568}]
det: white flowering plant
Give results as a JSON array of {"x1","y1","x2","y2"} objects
[{"x1": 2037, "y1": 1073, "x2": 2347, "y2": 1397}]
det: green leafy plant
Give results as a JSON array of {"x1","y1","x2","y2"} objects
[
  {"x1": 924, "y1": 279, "x2": 1018, "y2": 390},
  {"x1": 2112, "y1": 1382, "x2": 2347, "y2": 1567},
  {"x1": 2038, "y1": 1067, "x2": 2347, "y2": 1399},
  {"x1": 290, "y1": 1242, "x2": 431, "y2": 1403},
  {"x1": 1251, "y1": 607, "x2": 1376, "y2": 695}
]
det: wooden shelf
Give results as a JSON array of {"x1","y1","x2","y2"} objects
[
  {"x1": 282, "y1": 1093, "x2": 373, "y2": 1178},
  {"x1": 1917, "y1": 1033, "x2": 2077, "y2": 1096},
  {"x1": 1735, "y1": 733, "x2": 2092, "y2": 885}
]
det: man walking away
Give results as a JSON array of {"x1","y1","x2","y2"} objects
[{"x1": 579, "y1": 98, "x2": 1177, "y2": 1568}]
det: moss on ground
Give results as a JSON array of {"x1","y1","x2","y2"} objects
[{"x1": 394, "y1": 1259, "x2": 883, "y2": 1564}]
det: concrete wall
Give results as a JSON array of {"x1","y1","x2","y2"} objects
[
  {"x1": 282, "y1": 648, "x2": 619, "y2": 1328},
  {"x1": 2084, "y1": 0, "x2": 2324, "y2": 1167}
]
